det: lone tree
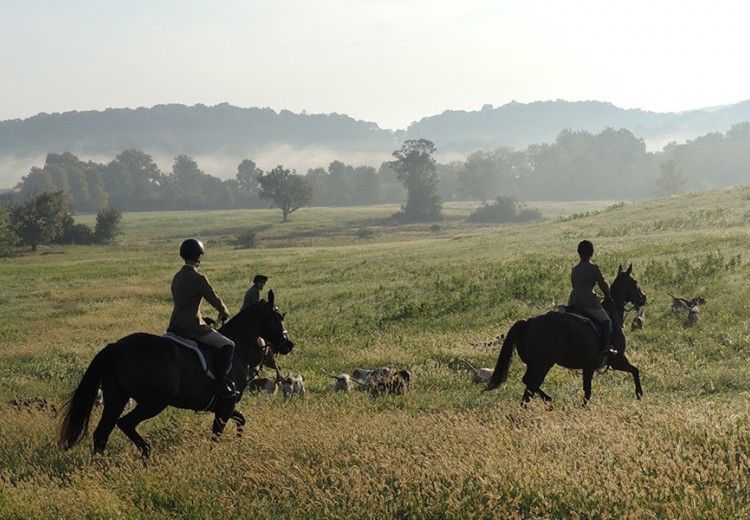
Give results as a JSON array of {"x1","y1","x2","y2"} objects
[
  {"x1": 258, "y1": 165, "x2": 312, "y2": 222},
  {"x1": 94, "y1": 207, "x2": 123, "y2": 244},
  {"x1": 656, "y1": 160, "x2": 688, "y2": 196},
  {"x1": 389, "y1": 139, "x2": 442, "y2": 221},
  {"x1": 9, "y1": 191, "x2": 70, "y2": 251}
]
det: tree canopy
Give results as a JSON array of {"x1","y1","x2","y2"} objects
[
  {"x1": 389, "y1": 139, "x2": 442, "y2": 221},
  {"x1": 257, "y1": 166, "x2": 313, "y2": 222},
  {"x1": 9, "y1": 191, "x2": 70, "y2": 251}
]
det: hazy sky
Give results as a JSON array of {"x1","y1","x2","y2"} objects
[{"x1": 2, "y1": 0, "x2": 749, "y2": 129}]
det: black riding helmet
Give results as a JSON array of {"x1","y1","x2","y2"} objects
[
  {"x1": 577, "y1": 240, "x2": 594, "y2": 260},
  {"x1": 180, "y1": 238, "x2": 205, "y2": 261}
]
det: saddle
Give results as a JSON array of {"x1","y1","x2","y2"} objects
[
  {"x1": 553, "y1": 306, "x2": 602, "y2": 337},
  {"x1": 162, "y1": 332, "x2": 216, "y2": 380}
]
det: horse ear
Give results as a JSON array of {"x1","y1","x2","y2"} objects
[
  {"x1": 618, "y1": 264, "x2": 623, "y2": 272},
  {"x1": 268, "y1": 290, "x2": 275, "y2": 307},
  {"x1": 626, "y1": 264, "x2": 633, "y2": 275}
]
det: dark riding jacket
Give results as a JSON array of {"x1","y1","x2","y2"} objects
[
  {"x1": 568, "y1": 259, "x2": 611, "y2": 309},
  {"x1": 241, "y1": 285, "x2": 261, "y2": 311},
  {"x1": 168, "y1": 265, "x2": 229, "y2": 338}
]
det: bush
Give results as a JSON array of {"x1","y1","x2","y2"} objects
[
  {"x1": 9, "y1": 191, "x2": 70, "y2": 251},
  {"x1": 467, "y1": 196, "x2": 542, "y2": 224},
  {"x1": 94, "y1": 207, "x2": 122, "y2": 244},
  {"x1": 235, "y1": 230, "x2": 258, "y2": 249},
  {"x1": 58, "y1": 219, "x2": 95, "y2": 245},
  {"x1": 356, "y1": 227, "x2": 374, "y2": 239}
]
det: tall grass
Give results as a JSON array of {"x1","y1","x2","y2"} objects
[{"x1": 0, "y1": 192, "x2": 749, "y2": 518}]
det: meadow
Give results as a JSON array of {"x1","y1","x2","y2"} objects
[{"x1": 0, "y1": 192, "x2": 748, "y2": 519}]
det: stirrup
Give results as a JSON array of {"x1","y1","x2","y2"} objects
[{"x1": 215, "y1": 380, "x2": 239, "y2": 400}]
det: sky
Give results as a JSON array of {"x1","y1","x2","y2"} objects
[{"x1": 2, "y1": 0, "x2": 750, "y2": 129}]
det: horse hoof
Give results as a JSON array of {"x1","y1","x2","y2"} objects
[
  {"x1": 636, "y1": 392, "x2": 643, "y2": 400},
  {"x1": 139, "y1": 445, "x2": 151, "y2": 459}
]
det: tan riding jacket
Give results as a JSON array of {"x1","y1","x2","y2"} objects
[{"x1": 168, "y1": 265, "x2": 229, "y2": 338}]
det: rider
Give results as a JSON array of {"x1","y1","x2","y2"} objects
[
  {"x1": 568, "y1": 240, "x2": 616, "y2": 368},
  {"x1": 241, "y1": 274, "x2": 268, "y2": 311},
  {"x1": 168, "y1": 238, "x2": 238, "y2": 399}
]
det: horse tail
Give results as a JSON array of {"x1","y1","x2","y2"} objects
[
  {"x1": 58, "y1": 343, "x2": 115, "y2": 450},
  {"x1": 486, "y1": 320, "x2": 527, "y2": 391}
]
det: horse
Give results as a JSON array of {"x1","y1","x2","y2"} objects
[
  {"x1": 58, "y1": 291, "x2": 294, "y2": 458},
  {"x1": 485, "y1": 264, "x2": 647, "y2": 404}
]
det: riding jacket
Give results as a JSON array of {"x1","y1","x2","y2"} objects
[
  {"x1": 241, "y1": 285, "x2": 261, "y2": 311},
  {"x1": 168, "y1": 264, "x2": 229, "y2": 338},
  {"x1": 568, "y1": 259, "x2": 611, "y2": 315}
]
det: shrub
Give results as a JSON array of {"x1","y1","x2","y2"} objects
[
  {"x1": 58, "y1": 219, "x2": 94, "y2": 245},
  {"x1": 356, "y1": 227, "x2": 374, "y2": 239},
  {"x1": 94, "y1": 207, "x2": 122, "y2": 244},
  {"x1": 235, "y1": 230, "x2": 258, "y2": 249},
  {"x1": 467, "y1": 196, "x2": 542, "y2": 224},
  {"x1": 9, "y1": 191, "x2": 70, "y2": 251}
]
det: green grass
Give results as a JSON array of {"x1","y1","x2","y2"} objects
[{"x1": 0, "y1": 193, "x2": 749, "y2": 518}]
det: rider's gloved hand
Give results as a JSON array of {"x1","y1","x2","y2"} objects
[{"x1": 219, "y1": 310, "x2": 229, "y2": 323}]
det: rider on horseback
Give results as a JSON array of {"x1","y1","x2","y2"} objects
[
  {"x1": 241, "y1": 274, "x2": 268, "y2": 311},
  {"x1": 568, "y1": 240, "x2": 617, "y2": 368},
  {"x1": 168, "y1": 238, "x2": 238, "y2": 399}
]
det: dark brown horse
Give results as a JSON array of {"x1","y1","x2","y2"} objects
[
  {"x1": 486, "y1": 265, "x2": 647, "y2": 404},
  {"x1": 59, "y1": 292, "x2": 293, "y2": 457}
]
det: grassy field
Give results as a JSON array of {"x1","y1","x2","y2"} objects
[{"x1": 0, "y1": 194, "x2": 748, "y2": 519}]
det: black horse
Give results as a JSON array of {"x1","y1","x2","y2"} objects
[
  {"x1": 59, "y1": 292, "x2": 293, "y2": 457},
  {"x1": 486, "y1": 264, "x2": 647, "y2": 404}
]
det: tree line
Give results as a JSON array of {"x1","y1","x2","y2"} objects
[{"x1": 4, "y1": 124, "x2": 750, "y2": 218}]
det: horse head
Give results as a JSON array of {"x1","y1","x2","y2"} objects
[
  {"x1": 612, "y1": 263, "x2": 647, "y2": 309},
  {"x1": 261, "y1": 290, "x2": 294, "y2": 355},
  {"x1": 222, "y1": 289, "x2": 294, "y2": 356}
]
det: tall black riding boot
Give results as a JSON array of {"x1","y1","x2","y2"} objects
[
  {"x1": 598, "y1": 319, "x2": 613, "y2": 369},
  {"x1": 213, "y1": 344, "x2": 238, "y2": 399}
]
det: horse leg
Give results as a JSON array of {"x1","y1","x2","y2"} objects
[
  {"x1": 536, "y1": 388, "x2": 553, "y2": 402},
  {"x1": 230, "y1": 410, "x2": 246, "y2": 438},
  {"x1": 521, "y1": 362, "x2": 553, "y2": 407},
  {"x1": 211, "y1": 399, "x2": 236, "y2": 440},
  {"x1": 520, "y1": 365, "x2": 534, "y2": 406},
  {"x1": 117, "y1": 402, "x2": 168, "y2": 459},
  {"x1": 92, "y1": 388, "x2": 129, "y2": 453},
  {"x1": 525, "y1": 366, "x2": 553, "y2": 402},
  {"x1": 582, "y1": 368, "x2": 594, "y2": 405},
  {"x1": 609, "y1": 354, "x2": 643, "y2": 399}
]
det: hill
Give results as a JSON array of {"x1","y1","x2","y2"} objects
[
  {"x1": 0, "y1": 188, "x2": 748, "y2": 517},
  {"x1": 405, "y1": 99, "x2": 750, "y2": 152},
  {"x1": 3, "y1": 99, "x2": 750, "y2": 188}
]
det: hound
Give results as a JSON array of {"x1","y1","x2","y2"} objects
[
  {"x1": 327, "y1": 373, "x2": 366, "y2": 392},
  {"x1": 456, "y1": 358, "x2": 494, "y2": 384},
  {"x1": 281, "y1": 374, "x2": 305, "y2": 401},
  {"x1": 247, "y1": 377, "x2": 278, "y2": 395}
]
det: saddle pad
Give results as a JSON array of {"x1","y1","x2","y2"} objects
[
  {"x1": 552, "y1": 307, "x2": 599, "y2": 334},
  {"x1": 162, "y1": 333, "x2": 215, "y2": 379}
]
